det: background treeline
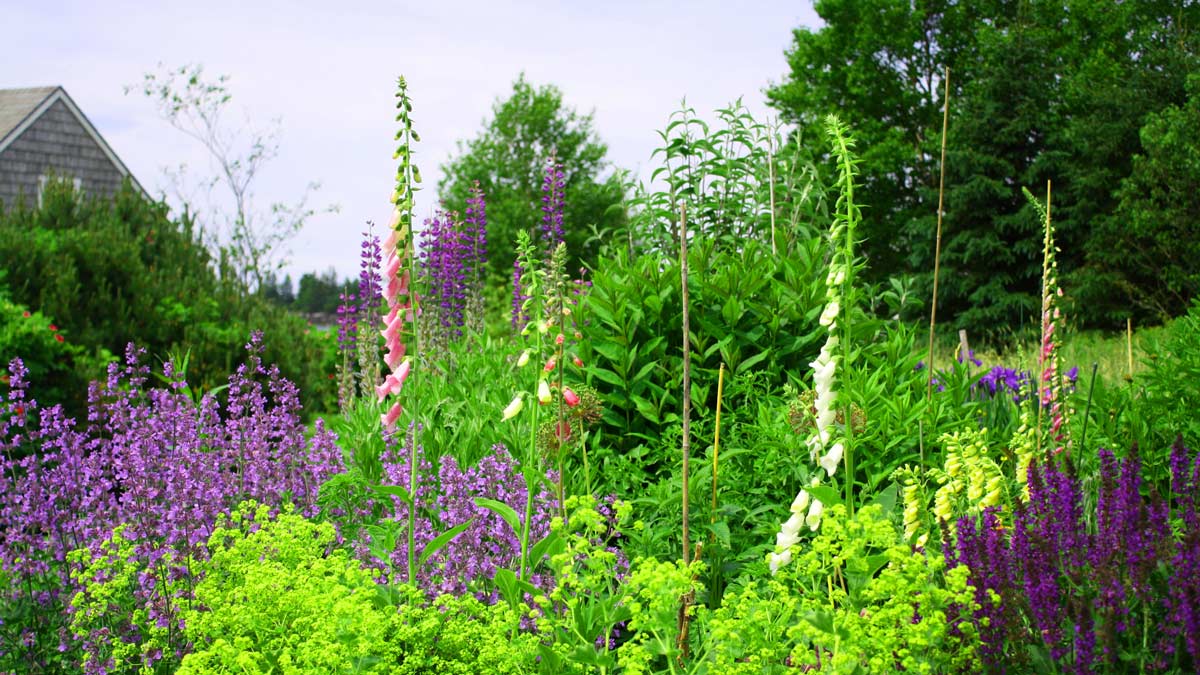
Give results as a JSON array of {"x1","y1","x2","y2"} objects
[
  {"x1": 766, "y1": 0, "x2": 1199, "y2": 332},
  {"x1": 0, "y1": 179, "x2": 336, "y2": 417}
]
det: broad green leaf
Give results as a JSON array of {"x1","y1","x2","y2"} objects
[
  {"x1": 418, "y1": 520, "x2": 473, "y2": 568},
  {"x1": 802, "y1": 485, "x2": 843, "y2": 507},
  {"x1": 474, "y1": 497, "x2": 521, "y2": 537}
]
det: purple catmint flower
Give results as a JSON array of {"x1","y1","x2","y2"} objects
[{"x1": 0, "y1": 340, "x2": 343, "y2": 672}]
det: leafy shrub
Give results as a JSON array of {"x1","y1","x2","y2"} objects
[
  {"x1": 0, "y1": 179, "x2": 336, "y2": 415},
  {"x1": 703, "y1": 503, "x2": 981, "y2": 674},
  {"x1": 581, "y1": 237, "x2": 825, "y2": 495},
  {"x1": 0, "y1": 292, "x2": 109, "y2": 423},
  {"x1": 177, "y1": 502, "x2": 397, "y2": 675}
]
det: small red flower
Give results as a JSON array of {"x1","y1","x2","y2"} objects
[
  {"x1": 544, "y1": 358, "x2": 556, "y2": 373},
  {"x1": 21, "y1": 311, "x2": 30, "y2": 318},
  {"x1": 573, "y1": 356, "x2": 584, "y2": 368},
  {"x1": 48, "y1": 324, "x2": 58, "y2": 331},
  {"x1": 54, "y1": 334, "x2": 64, "y2": 343},
  {"x1": 555, "y1": 334, "x2": 565, "y2": 345},
  {"x1": 328, "y1": 374, "x2": 336, "y2": 379}
]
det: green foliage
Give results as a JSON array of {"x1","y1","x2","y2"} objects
[
  {"x1": 617, "y1": 559, "x2": 707, "y2": 675},
  {"x1": 704, "y1": 504, "x2": 981, "y2": 674},
  {"x1": 0, "y1": 292, "x2": 110, "y2": 421},
  {"x1": 532, "y1": 495, "x2": 634, "y2": 673},
  {"x1": 179, "y1": 501, "x2": 543, "y2": 675},
  {"x1": 629, "y1": 100, "x2": 828, "y2": 257},
  {"x1": 293, "y1": 267, "x2": 355, "y2": 314},
  {"x1": 178, "y1": 502, "x2": 396, "y2": 674},
  {"x1": 0, "y1": 179, "x2": 336, "y2": 415},
  {"x1": 1085, "y1": 73, "x2": 1200, "y2": 323},
  {"x1": 770, "y1": 0, "x2": 1200, "y2": 332},
  {"x1": 68, "y1": 524, "x2": 192, "y2": 675},
  {"x1": 438, "y1": 73, "x2": 627, "y2": 287},
  {"x1": 581, "y1": 237, "x2": 825, "y2": 495}
]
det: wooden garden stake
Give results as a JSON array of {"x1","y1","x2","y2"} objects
[
  {"x1": 927, "y1": 67, "x2": 951, "y2": 403},
  {"x1": 680, "y1": 202, "x2": 692, "y2": 565},
  {"x1": 712, "y1": 363, "x2": 725, "y2": 529}
]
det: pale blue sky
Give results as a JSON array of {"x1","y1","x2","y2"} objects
[{"x1": 1, "y1": 0, "x2": 820, "y2": 282}]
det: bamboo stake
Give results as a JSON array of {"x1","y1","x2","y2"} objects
[
  {"x1": 711, "y1": 363, "x2": 725, "y2": 528},
  {"x1": 1126, "y1": 318, "x2": 1134, "y2": 381},
  {"x1": 680, "y1": 202, "x2": 692, "y2": 565},
  {"x1": 677, "y1": 202, "x2": 695, "y2": 665},
  {"x1": 926, "y1": 67, "x2": 951, "y2": 403},
  {"x1": 767, "y1": 119, "x2": 778, "y2": 255}
]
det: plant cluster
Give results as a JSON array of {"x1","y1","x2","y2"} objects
[{"x1": 0, "y1": 335, "x2": 342, "y2": 673}]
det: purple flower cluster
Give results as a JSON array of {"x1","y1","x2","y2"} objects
[
  {"x1": 418, "y1": 203, "x2": 488, "y2": 353},
  {"x1": 512, "y1": 259, "x2": 528, "y2": 332},
  {"x1": 0, "y1": 337, "x2": 343, "y2": 672},
  {"x1": 359, "y1": 227, "x2": 383, "y2": 313},
  {"x1": 976, "y1": 365, "x2": 1033, "y2": 402},
  {"x1": 541, "y1": 155, "x2": 566, "y2": 254},
  {"x1": 463, "y1": 183, "x2": 488, "y2": 334},
  {"x1": 953, "y1": 441, "x2": 1200, "y2": 672},
  {"x1": 417, "y1": 446, "x2": 555, "y2": 598},
  {"x1": 336, "y1": 291, "x2": 358, "y2": 354}
]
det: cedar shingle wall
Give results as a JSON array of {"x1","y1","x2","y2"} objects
[{"x1": 0, "y1": 99, "x2": 127, "y2": 209}]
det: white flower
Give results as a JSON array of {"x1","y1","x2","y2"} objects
[
  {"x1": 819, "y1": 442, "x2": 844, "y2": 477},
  {"x1": 819, "y1": 301, "x2": 840, "y2": 327},
  {"x1": 501, "y1": 395, "x2": 524, "y2": 421},
  {"x1": 789, "y1": 490, "x2": 811, "y2": 517},
  {"x1": 806, "y1": 499, "x2": 825, "y2": 531}
]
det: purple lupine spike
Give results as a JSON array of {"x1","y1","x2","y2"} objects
[
  {"x1": 465, "y1": 182, "x2": 488, "y2": 287},
  {"x1": 541, "y1": 154, "x2": 566, "y2": 255},
  {"x1": 358, "y1": 229, "x2": 383, "y2": 313},
  {"x1": 336, "y1": 292, "x2": 358, "y2": 354}
]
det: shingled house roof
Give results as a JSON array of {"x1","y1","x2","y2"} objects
[{"x1": 0, "y1": 86, "x2": 145, "y2": 208}]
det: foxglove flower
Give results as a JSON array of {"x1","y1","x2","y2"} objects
[
  {"x1": 501, "y1": 395, "x2": 524, "y2": 422},
  {"x1": 770, "y1": 209, "x2": 850, "y2": 569},
  {"x1": 562, "y1": 387, "x2": 580, "y2": 407}
]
